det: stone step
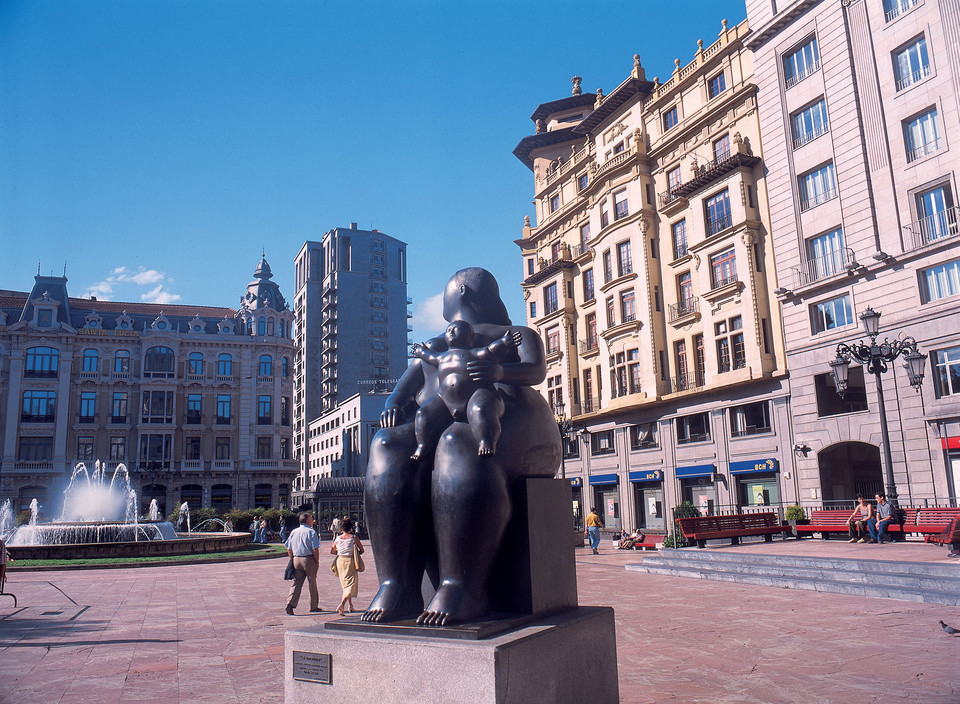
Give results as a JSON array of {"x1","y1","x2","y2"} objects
[{"x1": 625, "y1": 549, "x2": 960, "y2": 605}]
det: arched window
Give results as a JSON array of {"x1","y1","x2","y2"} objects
[
  {"x1": 217, "y1": 353, "x2": 233, "y2": 376},
  {"x1": 267, "y1": 318, "x2": 275, "y2": 336},
  {"x1": 258, "y1": 316, "x2": 266, "y2": 336},
  {"x1": 282, "y1": 357, "x2": 290, "y2": 378},
  {"x1": 24, "y1": 346, "x2": 59, "y2": 377},
  {"x1": 82, "y1": 349, "x2": 99, "y2": 372},
  {"x1": 144, "y1": 346, "x2": 175, "y2": 377},
  {"x1": 259, "y1": 355, "x2": 273, "y2": 377},
  {"x1": 114, "y1": 349, "x2": 130, "y2": 373},
  {"x1": 188, "y1": 352, "x2": 204, "y2": 375}
]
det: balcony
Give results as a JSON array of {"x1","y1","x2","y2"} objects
[
  {"x1": 21, "y1": 414, "x2": 56, "y2": 423},
  {"x1": 77, "y1": 415, "x2": 96, "y2": 424},
  {"x1": 580, "y1": 337, "x2": 599, "y2": 355},
  {"x1": 885, "y1": 0, "x2": 918, "y2": 21},
  {"x1": 670, "y1": 371, "x2": 705, "y2": 394},
  {"x1": 523, "y1": 249, "x2": 577, "y2": 286},
  {"x1": 895, "y1": 64, "x2": 931, "y2": 92},
  {"x1": 718, "y1": 356, "x2": 747, "y2": 373},
  {"x1": 905, "y1": 206, "x2": 960, "y2": 250},
  {"x1": 791, "y1": 247, "x2": 856, "y2": 288},
  {"x1": 792, "y1": 121, "x2": 829, "y2": 150},
  {"x1": 673, "y1": 239, "x2": 689, "y2": 260},
  {"x1": 705, "y1": 213, "x2": 733, "y2": 237},
  {"x1": 581, "y1": 396, "x2": 602, "y2": 414},
  {"x1": 712, "y1": 273, "x2": 739, "y2": 290},
  {"x1": 784, "y1": 61, "x2": 820, "y2": 90},
  {"x1": 799, "y1": 187, "x2": 838, "y2": 212},
  {"x1": 669, "y1": 151, "x2": 761, "y2": 201},
  {"x1": 78, "y1": 371, "x2": 99, "y2": 380},
  {"x1": 658, "y1": 189, "x2": 687, "y2": 212},
  {"x1": 907, "y1": 137, "x2": 942, "y2": 163},
  {"x1": 668, "y1": 297, "x2": 699, "y2": 323}
]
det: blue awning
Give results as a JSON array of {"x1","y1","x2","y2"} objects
[
  {"x1": 589, "y1": 473, "x2": 619, "y2": 486},
  {"x1": 730, "y1": 458, "x2": 779, "y2": 475},
  {"x1": 675, "y1": 463, "x2": 715, "y2": 478},
  {"x1": 629, "y1": 469, "x2": 663, "y2": 483}
]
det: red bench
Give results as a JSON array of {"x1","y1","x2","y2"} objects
[
  {"x1": 925, "y1": 519, "x2": 960, "y2": 548},
  {"x1": 676, "y1": 512, "x2": 788, "y2": 549},
  {"x1": 796, "y1": 507, "x2": 960, "y2": 540},
  {"x1": 615, "y1": 533, "x2": 665, "y2": 551},
  {"x1": 916, "y1": 508, "x2": 960, "y2": 536}
]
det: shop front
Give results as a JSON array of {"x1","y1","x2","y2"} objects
[
  {"x1": 676, "y1": 464, "x2": 716, "y2": 515},
  {"x1": 730, "y1": 458, "x2": 780, "y2": 508},
  {"x1": 589, "y1": 473, "x2": 621, "y2": 532},
  {"x1": 629, "y1": 469, "x2": 665, "y2": 532},
  {"x1": 570, "y1": 476, "x2": 584, "y2": 532}
]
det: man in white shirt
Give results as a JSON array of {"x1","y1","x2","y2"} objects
[{"x1": 285, "y1": 512, "x2": 322, "y2": 615}]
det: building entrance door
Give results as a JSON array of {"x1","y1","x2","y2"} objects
[
  {"x1": 593, "y1": 486, "x2": 621, "y2": 532},
  {"x1": 817, "y1": 442, "x2": 882, "y2": 504},
  {"x1": 633, "y1": 483, "x2": 665, "y2": 531}
]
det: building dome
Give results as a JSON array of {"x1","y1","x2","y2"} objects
[{"x1": 240, "y1": 255, "x2": 287, "y2": 314}]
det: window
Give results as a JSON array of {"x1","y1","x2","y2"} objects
[
  {"x1": 282, "y1": 357, "x2": 290, "y2": 378},
  {"x1": 705, "y1": 189, "x2": 732, "y2": 235},
  {"x1": 713, "y1": 134, "x2": 730, "y2": 162},
  {"x1": 109, "y1": 436, "x2": 126, "y2": 461},
  {"x1": 605, "y1": 297, "x2": 616, "y2": 327},
  {"x1": 921, "y1": 260, "x2": 960, "y2": 302},
  {"x1": 529, "y1": 301, "x2": 537, "y2": 318},
  {"x1": 140, "y1": 434, "x2": 172, "y2": 465},
  {"x1": 590, "y1": 430, "x2": 615, "y2": 456},
  {"x1": 546, "y1": 374, "x2": 562, "y2": 409},
  {"x1": 188, "y1": 352, "x2": 204, "y2": 375},
  {"x1": 708, "y1": 72, "x2": 726, "y2": 98},
  {"x1": 791, "y1": 98, "x2": 829, "y2": 148},
  {"x1": 613, "y1": 141, "x2": 625, "y2": 155},
  {"x1": 915, "y1": 185, "x2": 957, "y2": 243},
  {"x1": 82, "y1": 349, "x2": 99, "y2": 373},
  {"x1": 141, "y1": 390, "x2": 174, "y2": 423},
  {"x1": 111, "y1": 392, "x2": 128, "y2": 423},
  {"x1": 185, "y1": 436, "x2": 201, "y2": 460},
  {"x1": 676, "y1": 412, "x2": 710, "y2": 443},
  {"x1": 584, "y1": 313, "x2": 598, "y2": 351},
  {"x1": 79, "y1": 391, "x2": 96, "y2": 422},
  {"x1": 551, "y1": 242, "x2": 562, "y2": 261},
  {"x1": 629, "y1": 423, "x2": 657, "y2": 450},
  {"x1": 114, "y1": 350, "x2": 130, "y2": 373},
  {"x1": 546, "y1": 326, "x2": 561, "y2": 355},
  {"x1": 663, "y1": 106, "x2": 679, "y2": 131},
  {"x1": 544, "y1": 283, "x2": 559, "y2": 315},
  {"x1": 730, "y1": 401, "x2": 772, "y2": 437},
  {"x1": 716, "y1": 316, "x2": 745, "y2": 372},
  {"x1": 600, "y1": 204, "x2": 610, "y2": 228},
  {"x1": 884, "y1": 0, "x2": 919, "y2": 22},
  {"x1": 610, "y1": 349, "x2": 640, "y2": 398},
  {"x1": 798, "y1": 163, "x2": 837, "y2": 211},
  {"x1": 578, "y1": 173, "x2": 589, "y2": 191},
  {"x1": 894, "y1": 36, "x2": 930, "y2": 91},
  {"x1": 614, "y1": 190, "x2": 629, "y2": 221},
  {"x1": 259, "y1": 355, "x2": 273, "y2": 377},
  {"x1": 583, "y1": 368, "x2": 595, "y2": 412},
  {"x1": 933, "y1": 347, "x2": 960, "y2": 397},
  {"x1": 258, "y1": 316, "x2": 266, "y2": 335},
  {"x1": 77, "y1": 436, "x2": 95, "y2": 461},
  {"x1": 25, "y1": 347, "x2": 59, "y2": 378},
  {"x1": 904, "y1": 108, "x2": 942, "y2": 162},
  {"x1": 671, "y1": 220, "x2": 688, "y2": 259},
  {"x1": 711, "y1": 248, "x2": 737, "y2": 288},
  {"x1": 583, "y1": 269, "x2": 595, "y2": 301},
  {"x1": 806, "y1": 227, "x2": 847, "y2": 280},
  {"x1": 812, "y1": 294, "x2": 854, "y2": 332},
  {"x1": 217, "y1": 353, "x2": 233, "y2": 376},
  {"x1": 783, "y1": 36, "x2": 820, "y2": 88},
  {"x1": 677, "y1": 271, "x2": 694, "y2": 311},
  {"x1": 281, "y1": 397, "x2": 290, "y2": 426},
  {"x1": 602, "y1": 250, "x2": 613, "y2": 283},
  {"x1": 18, "y1": 437, "x2": 53, "y2": 462},
  {"x1": 21, "y1": 390, "x2": 56, "y2": 422},
  {"x1": 550, "y1": 194, "x2": 560, "y2": 213},
  {"x1": 186, "y1": 394, "x2": 202, "y2": 424},
  {"x1": 816, "y1": 367, "x2": 868, "y2": 416},
  {"x1": 216, "y1": 394, "x2": 232, "y2": 424},
  {"x1": 215, "y1": 437, "x2": 231, "y2": 460},
  {"x1": 579, "y1": 222, "x2": 591, "y2": 248},
  {"x1": 144, "y1": 346, "x2": 175, "y2": 377},
  {"x1": 256, "y1": 436, "x2": 273, "y2": 459},
  {"x1": 258, "y1": 395, "x2": 272, "y2": 425},
  {"x1": 617, "y1": 241, "x2": 633, "y2": 276},
  {"x1": 620, "y1": 290, "x2": 636, "y2": 322}
]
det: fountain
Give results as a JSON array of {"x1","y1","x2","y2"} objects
[{"x1": 5, "y1": 461, "x2": 251, "y2": 560}]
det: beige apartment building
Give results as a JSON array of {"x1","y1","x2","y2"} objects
[
  {"x1": 745, "y1": 0, "x2": 960, "y2": 505},
  {"x1": 513, "y1": 19, "x2": 791, "y2": 533}
]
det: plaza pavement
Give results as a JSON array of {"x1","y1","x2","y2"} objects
[{"x1": 1, "y1": 537, "x2": 959, "y2": 703}]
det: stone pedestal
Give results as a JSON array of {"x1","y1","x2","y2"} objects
[{"x1": 285, "y1": 606, "x2": 618, "y2": 704}]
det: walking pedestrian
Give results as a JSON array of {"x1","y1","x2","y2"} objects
[
  {"x1": 285, "y1": 512, "x2": 323, "y2": 615},
  {"x1": 585, "y1": 506, "x2": 604, "y2": 555},
  {"x1": 332, "y1": 517, "x2": 365, "y2": 615}
]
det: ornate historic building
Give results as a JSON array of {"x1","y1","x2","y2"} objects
[
  {"x1": 513, "y1": 19, "x2": 791, "y2": 532},
  {"x1": 0, "y1": 257, "x2": 296, "y2": 517},
  {"x1": 745, "y1": 0, "x2": 960, "y2": 504}
]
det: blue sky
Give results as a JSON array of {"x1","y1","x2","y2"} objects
[{"x1": 1, "y1": 0, "x2": 747, "y2": 341}]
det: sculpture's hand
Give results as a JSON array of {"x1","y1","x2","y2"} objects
[
  {"x1": 410, "y1": 342, "x2": 425, "y2": 358},
  {"x1": 467, "y1": 359, "x2": 504, "y2": 383},
  {"x1": 380, "y1": 406, "x2": 405, "y2": 428},
  {"x1": 511, "y1": 330, "x2": 523, "y2": 347}
]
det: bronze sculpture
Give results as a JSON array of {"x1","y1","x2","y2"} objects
[{"x1": 362, "y1": 268, "x2": 561, "y2": 626}]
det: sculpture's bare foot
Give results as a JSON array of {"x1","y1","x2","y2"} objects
[
  {"x1": 361, "y1": 581, "x2": 423, "y2": 623},
  {"x1": 477, "y1": 439, "x2": 496, "y2": 456},
  {"x1": 416, "y1": 582, "x2": 487, "y2": 627},
  {"x1": 410, "y1": 445, "x2": 427, "y2": 461}
]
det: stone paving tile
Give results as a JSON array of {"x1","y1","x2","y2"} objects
[{"x1": 1, "y1": 541, "x2": 959, "y2": 703}]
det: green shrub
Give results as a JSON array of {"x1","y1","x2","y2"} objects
[
  {"x1": 672, "y1": 501, "x2": 702, "y2": 519},
  {"x1": 662, "y1": 531, "x2": 687, "y2": 548},
  {"x1": 784, "y1": 505, "x2": 805, "y2": 521}
]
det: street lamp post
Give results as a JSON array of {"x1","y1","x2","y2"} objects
[
  {"x1": 553, "y1": 401, "x2": 584, "y2": 480},
  {"x1": 827, "y1": 307, "x2": 927, "y2": 505}
]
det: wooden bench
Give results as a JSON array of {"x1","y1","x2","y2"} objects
[
  {"x1": 796, "y1": 507, "x2": 960, "y2": 540},
  {"x1": 676, "y1": 512, "x2": 788, "y2": 549},
  {"x1": 925, "y1": 519, "x2": 960, "y2": 548},
  {"x1": 614, "y1": 533, "x2": 665, "y2": 551},
  {"x1": 916, "y1": 508, "x2": 960, "y2": 536}
]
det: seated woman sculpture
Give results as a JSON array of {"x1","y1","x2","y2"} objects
[
  {"x1": 362, "y1": 268, "x2": 561, "y2": 627},
  {"x1": 409, "y1": 320, "x2": 520, "y2": 459}
]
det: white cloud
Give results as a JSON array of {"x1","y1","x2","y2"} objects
[
  {"x1": 411, "y1": 293, "x2": 447, "y2": 340},
  {"x1": 84, "y1": 266, "x2": 180, "y2": 302}
]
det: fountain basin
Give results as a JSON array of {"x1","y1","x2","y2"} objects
[
  {"x1": 7, "y1": 531, "x2": 253, "y2": 560},
  {"x1": 8, "y1": 520, "x2": 180, "y2": 546}
]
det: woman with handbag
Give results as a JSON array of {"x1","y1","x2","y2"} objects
[{"x1": 331, "y1": 517, "x2": 365, "y2": 616}]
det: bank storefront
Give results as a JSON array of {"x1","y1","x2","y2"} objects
[
  {"x1": 731, "y1": 458, "x2": 780, "y2": 508},
  {"x1": 629, "y1": 469, "x2": 665, "y2": 532}
]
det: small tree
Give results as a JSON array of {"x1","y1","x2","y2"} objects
[{"x1": 784, "y1": 505, "x2": 805, "y2": 522}]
